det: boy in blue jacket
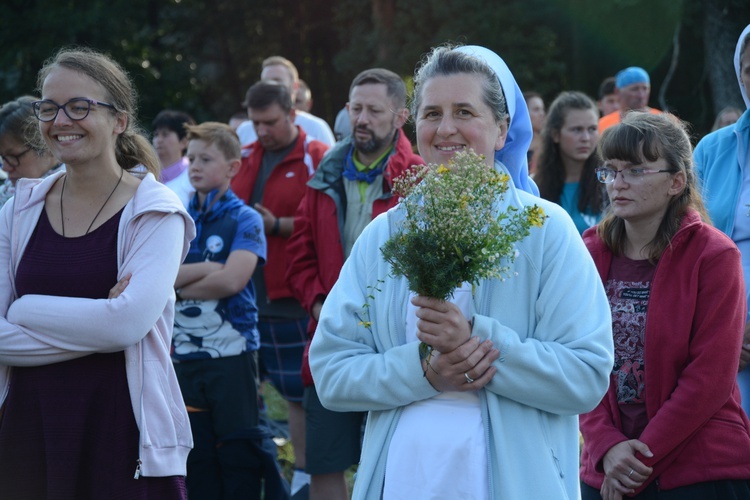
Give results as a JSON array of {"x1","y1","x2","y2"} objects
[{"x1": 171, "y1": 122, "x2": 268, "y2": 498}]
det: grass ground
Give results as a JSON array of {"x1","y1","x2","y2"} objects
[
  {"x1": 262, "y1": 382, "x2": 356, "y2": 495},
  {"x1": 261, "y1": 382, "x2": 296, "y2": 480}
]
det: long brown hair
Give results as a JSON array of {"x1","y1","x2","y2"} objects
[
  {"x1": 37, "y1": 47, "x2": 160, "y2": 176},
  {"x1": 596, "y1": 112, "x2": 709, "y2": 262},
  {"x1": 536, "y1": 91, "x2": 604, "y2": 214}
]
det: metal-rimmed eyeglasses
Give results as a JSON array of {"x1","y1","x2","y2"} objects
[
  {"x1": 0, "y1": 147, "x2": 33, "y2": 168},
  {"x1": 31, "y1": 98, "x2": 118, "y2": 123},
  {"x1": 595, "y1": 166, "x2": 678, "y2": 184}
]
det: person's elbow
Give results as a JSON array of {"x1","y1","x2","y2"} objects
[
  {"x1": 548, "y1": 333, "x2": 614, "y2": 415},
  {"x1": 308, "y1": 339, "x2": 346, "y2": 410},
  {"x1": 573, "y1": 345, "x2": 614, "y2": 414},
  {"x1": 311, "y1": 370, "x2": 354, "y2": 412},
  {"x1": 579, "y1": 369, "x2": 612, "y2": 413},
  {"x1": 220, "y1": 251, "x2": 258, "y2": 296},
  {"x1": 222, "y1": 274, "x2": 252, "y2": 296}
]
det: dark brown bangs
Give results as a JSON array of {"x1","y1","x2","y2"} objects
[{"x1": 598, "y1": 115, "x2": 662, "y2": 165}]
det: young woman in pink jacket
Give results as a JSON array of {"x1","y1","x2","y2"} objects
[{"x1": 0, "y1": 47, "x2": 195, "y2": 498}]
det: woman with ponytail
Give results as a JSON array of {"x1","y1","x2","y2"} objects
[{"x1": 0, "y1": 47, "x2": 195, "y2": 498}]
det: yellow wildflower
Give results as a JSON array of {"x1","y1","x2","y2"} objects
[
  {"x1": 459, "y1": 194, "x2": 469, "y2": 209},
  {"x1": 528, "y1": 206, "x2": 547, "y2": 228},
  {"x1": 381, "y1": 149, "x2": 546, "y2": 301}
]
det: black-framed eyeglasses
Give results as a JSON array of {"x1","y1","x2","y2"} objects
[
  {"x1": 31, "y1": 98, "x2": 118, "y2": 123},
  {"x1": 595, "y1": 166, "x2": 678, "y2": 184},
  {"x1": 0, "y1": 147, "x2": 33, "y2": 168}
]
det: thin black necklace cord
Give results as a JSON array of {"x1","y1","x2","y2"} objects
[{"x1": 60, "y1": 168, "x2": 125, "y2": 237}]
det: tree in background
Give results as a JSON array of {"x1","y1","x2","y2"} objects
[
  {"x1": 703, "y1": 0, "x2": 747, "y2": 116},
  {"x1": 0, "y1": 0, "x2": 747, "y2": 136}
]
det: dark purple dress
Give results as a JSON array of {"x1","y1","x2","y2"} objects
[{"x1": 0, "y1": 208, "x2": 186, "y2": 499}]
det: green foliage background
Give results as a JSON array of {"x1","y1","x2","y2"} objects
[{"x1": 1, "y1": 0, "x2": 748, "y2": 136}]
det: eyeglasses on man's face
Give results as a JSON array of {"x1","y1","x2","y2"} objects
[
  {"x1": 31, "y1": 98, "x2": 118, "y2": 123},
  {"x1": 0, "y1": 147, "x2": 33, "y2": 168},
  {"x1": 595, "y1": 165, "x2": 678, "y2": 184}
]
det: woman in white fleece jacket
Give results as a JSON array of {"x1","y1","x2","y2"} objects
[
  {"x1": 0, "y1": 47, "x2": 195, "y2": 498},
  {"x1": 310, "y1": 45, "x2": 614, "y2": 500}
]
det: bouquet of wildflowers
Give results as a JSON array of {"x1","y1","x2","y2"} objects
[{"x1": 381, "y1": 149, "x2": 546, "y2": 302}]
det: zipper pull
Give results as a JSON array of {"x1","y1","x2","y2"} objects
[{"x1": 134, "y1": 458, "x2": 142, "y2": 479}]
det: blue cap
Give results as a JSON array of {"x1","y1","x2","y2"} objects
[{"x1": 615, "y1": 67, "x2": 650, "y2": 89}]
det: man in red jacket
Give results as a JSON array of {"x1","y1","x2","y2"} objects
[
  {"x1": 286, "y1": 68, "x2": 423, "y2": 500},
  {"x1": 231, "y1": 80, "x2": 328, "y2": 498}
]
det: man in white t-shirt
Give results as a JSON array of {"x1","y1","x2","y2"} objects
[{"x1": 237, "y1": 56, "x2": 335, "y2": 149}]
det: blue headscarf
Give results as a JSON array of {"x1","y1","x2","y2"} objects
[{"x1": 455, "y1": 45, "x2": 539, "y2": 196}]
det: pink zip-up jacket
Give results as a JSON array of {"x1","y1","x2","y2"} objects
[{"x1": 0, "y1": 170, "x2": 196, "y2": 478}]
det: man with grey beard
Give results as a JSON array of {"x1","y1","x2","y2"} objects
[{"x1": 285, "y1": 68, "x2": 423, "y2": 500}]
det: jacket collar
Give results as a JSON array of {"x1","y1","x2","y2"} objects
[
  {"x1": 584, "y1": 209, "x2": 704, "y2": 265},
  {"x1": 309, "y1": 129, "x2": 415, "y2": 191},
  {"x1": 13, "y1": 170, "x2": 63, "y2": 213},
  {"x1": 13, "y1": 170, "x2": 194, "y2": 236}
]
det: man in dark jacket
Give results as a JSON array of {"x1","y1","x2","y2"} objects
[
  {"x1": 231, "y1": 81, "x2": 329, "y2": 499},
  {"x1": 286, "y1": 68, "x2": 422, "y2": 500}
]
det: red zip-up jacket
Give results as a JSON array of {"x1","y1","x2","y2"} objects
[
  {"x1": 285, "y1": 131, "x2": 422, "y2": 386},
  {"x1": 231, "y1": 127, "x2": 328, "y2": 301},
  {"x1": 580, "y1": 210, "x2": 750, "y2": 493}
]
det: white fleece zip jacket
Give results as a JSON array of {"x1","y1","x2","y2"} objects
[{"x1": 310, "y1": 163, "x2": 614, "y2": 499}]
